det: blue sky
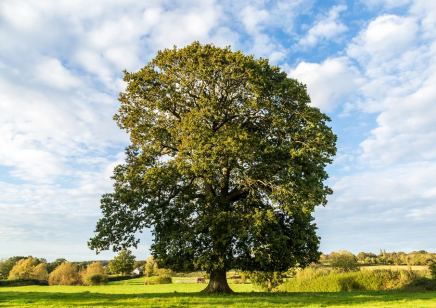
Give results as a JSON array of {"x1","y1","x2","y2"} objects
[{"x1": 1, "y1": 0, "x2": 435, "y2": 262}]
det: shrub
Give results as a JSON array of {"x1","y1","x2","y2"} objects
[
  {"x1": 84, "y1": 273, "x2": 108, "y2": 286},
  {"x1": 48, "y1": 262, "x2": 81, "y2": 286},
  {"x1": 0, "y1": 279, "x2": 44, "y2": 287},
  {"x1": 81, "y1": 262, "x2": 107, "y2": 286},
  {"x1": 241, "y1": 272, "x2": 247, "y2": 284},
  {"x1": 280, "y1": 269, "x2": 425, "y2": 292},
  {"x1": 401, "y1": 276, "x2": 436, "y2": 292},
  {"x1": 107, "y1": 275, "x2": 137, "y2": 282},
  {"x1": 154, "y1": 276, "x2": 172, "y2": 284},
  {"x1": 248, "y1": 271, "x2": 284, "y2": 292},
  {"x1": 295, "y1": 264, "x2": 331, "y2": 280},
  {"x1": 141, "y1": 256, "x2": 174, "y2": 277},
  {"x1": 428, "y1": 263, "x2": 436, "y2": 279}
]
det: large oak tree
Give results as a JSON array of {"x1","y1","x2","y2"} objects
[{"x1": 89, "y1": 42, "x2": 337, "y2": 293}]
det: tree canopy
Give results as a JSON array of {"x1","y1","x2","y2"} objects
[
  {"x1": 89, "y1": 42, "x2": 337, "y2": 293},
  {"x1": 108, "y1": 250, "x2": 136, "y2": 275}
]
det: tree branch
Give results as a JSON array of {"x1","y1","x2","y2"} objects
[{"x1": 226, "y1": 187, "x2": 249, "y2": 202}]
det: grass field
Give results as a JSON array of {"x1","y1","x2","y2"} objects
[
  {"x1": 1, "y1": 277, "x2": 436, "y2": 307},
  {"x1": 360, "y1": 265, "x2": 427, "y2": 271}
]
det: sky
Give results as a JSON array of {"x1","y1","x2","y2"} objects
[{"x1": 1, "y1": 0, "x2": 435, "y2": 262}]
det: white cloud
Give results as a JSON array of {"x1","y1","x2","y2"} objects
[
  {"x1": 35, "y1": 58, "x2": 82, "y2": 89},
  {"x1": 230, "y1": 0, "x2": 313, "y2": 63},
  {"x1": 288, "y1": 57, "x2": 365, "y2": 111},
  {"x1": 297, "y1": 5, "x2": 348, "y2": 49},
  {"x1": 342, "y1": 11, "x2": 436, "y2": 165},
  {"x1": 347, "y1": 15, "x2": 418, "y2": 65},
  {"x1": 410, "y1": 0, "x2": 436, "y2": 38},
  {"x1": 240, "y1": 6, "x2": 270, "y2": 34},
  {"x1": 317, "y1": 162, "x2": 436, "y2": 253},
  {"x1": 361, "y1": 0, "x2": 412, "y2": 9},
  {"x1": 360, "y1": 67, "x2": 436, "y2": 164},
  {"x1": 0, "y1": 0, "x2": 42, "y2": 31}
]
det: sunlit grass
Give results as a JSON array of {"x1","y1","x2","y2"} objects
[
  {"x1": 1, "y1": 282, "x2": 436, "y2": 307},
  {"x1": 360, "y1": 265, "x2": 427, "y2": 271}
]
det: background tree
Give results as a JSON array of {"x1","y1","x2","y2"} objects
[
  {"x1": 109, "y1": 250, "x2": 136, "y2": 275},
  {"x1": 330, "y1": 251, "x2": 359, "y2": 272},
  {"x1": 32, "y1": 263, "x2": 49, "y2": 280},
  {"x1": 89, "y1": 42, "x2": 337, "y2": 293},
  {"x1": 356, "y1": 252, "x2": 366, "y2": 262},
  {"x1": 47, "y1": 258, "x2": 66, "y2": 273},
  {"x1": 48, "y1": 262, "x2": 81, "y2": 286},
  {"x1": 142, "y1": 256, "x2": 158, "y2": 277},
  {"x1": 141, "y1": 256, "x2": 174, "y2": 277},
  {"x1": 8, "y1": 257, "x2": 39, "y2": 280},
  {"x1": 0, "y1": 256, "x2": 26, "y2": 279},
  {"x1": 80, "y1": 262, "x2": 107, "y2": 286},
  {"x1": 134, "y1": 260, "x2": 146, "y2": 269}
]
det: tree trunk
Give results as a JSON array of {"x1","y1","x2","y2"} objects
[{"x1": 201, "y1": 269, "x2": 234, "y2": 294}]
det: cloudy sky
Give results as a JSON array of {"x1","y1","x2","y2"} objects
[{"x1": 1, "y1": 0, "x2": 435, "y2": 262}]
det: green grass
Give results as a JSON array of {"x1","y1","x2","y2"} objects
[
  {"x1": 360, "y1": 265, "x2": 428, "y2": 271},
  {"x1": 1, "y1": 279, "x2": 435, "y2": 307}
]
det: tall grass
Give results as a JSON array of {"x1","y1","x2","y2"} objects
[{"x1": 281, "y1": 269, "x2": 435, "y2": 292}]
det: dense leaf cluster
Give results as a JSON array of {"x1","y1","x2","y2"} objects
[{"x1": 89, "y1": 42, "x2": 337, "y2": 274}]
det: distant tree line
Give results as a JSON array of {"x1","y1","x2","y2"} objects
[
  {"x1": 2, "y1": 249, "x2": 434, "y2": 287},
  {"x1": 319, "y1": 250, "x2": 436, "y2": 266},
  {"x1": 0, "y1": 250, "x2": 172, "y2": 285}
]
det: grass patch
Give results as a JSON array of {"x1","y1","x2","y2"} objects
[{"x1": 0, "y1": 284, "x2": 436, "y2": 307}]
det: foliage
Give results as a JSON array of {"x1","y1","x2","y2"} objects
[
  {"x1": 403, "y1": 276, "x2": 436, "y2": 291},
  {"x1": 80, "y1": 262, "x2": 107, "y2": 286},
  {"x1": 154, "y1": 276, "x2": 172, "y2": 284},
  {"x1": 47, "y1": 258, "x2": 67, "y2": 273},
  {"x1": 141, "y1": 256, "x2": 158, "y2": 277},
  {"x1": 88, "y1": 42, "x2": 337, "y2": 293},
  {"x1": 295, "y1": 264, "x2": 331, "y2": 280},
  {"x1": 0, "y1": 279, "x2": 46, "y2": 287},
  {"x1": 247, "y1": 271, "x2": 285, "y2": 292},
  {"x1": 0, "y1": 257, "x2": 27, "y2": 280},
  {"x1": 428, "y1": 263, "x2": 436, "y2": 279},
  {"x1": 330, "y1": 250, "x2": 359, "y2": 272},
  {"x1": 134, "y1": 260, "x2": 146, "y2": 269},
  {"x1": 109, "y1": 250, "x2": 136, "y2": 275},
  {"x1": 84, "y1": 273, "x2": 108, "y2": 286},
  {"x1": 8, "y1": 257, "x2": 40, "y2": 280},
  {"x1": 48, "y1": 262, "x2": 82, "y2": 286},
  {"x1": 349, "y1": 250, "x2": 436, "y2": 266},
  {"x1": 143, "y1": 256, "x2": 176, "y2": 277},
  {"x1": 32, "y1": 263, "x2": 49, "y2": 280},
  {"x1": 107, "y1": 275, "x2": 138, "y2": 282},
  {"x1": 280, "y1": 269, "x2": 428, "y2": 292}
]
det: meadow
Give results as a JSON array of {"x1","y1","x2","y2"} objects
[
  {"x1": 1, "y1": 277, "x2": 436, "y2": 307},
  {"x1": 360, "y1": 265, "x2": 427, "y2": 271}
]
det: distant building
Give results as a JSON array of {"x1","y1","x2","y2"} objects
[{"x1": 132, "y1": 267, "x2": 143, "y2": 275}]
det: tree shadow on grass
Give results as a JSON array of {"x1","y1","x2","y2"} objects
[{"x1": 0, "y1": 290, "x2": 436, "y2": 307}]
